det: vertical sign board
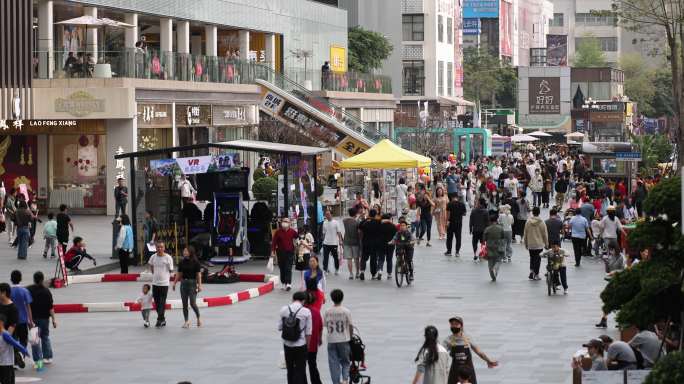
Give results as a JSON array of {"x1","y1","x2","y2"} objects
[
  {"x1": 529, "y1": 77, "x2": 561, "y2": 115},
  {"x1": 330, "y1": 46, "x2": 347, "y2": 73}
]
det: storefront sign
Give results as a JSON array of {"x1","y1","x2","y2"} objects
[
  {"x1": 55, "y1": 91, "x2": 105, "y2": 117},
  {"x1": 212, "y1": 106, "x2": 249, "y2": 126},
  {"x1": 574, "y1": 119, "x2": 586, "y2": 133},
  {"x1": 591, "y1": 112, "x2": 624, "y2": 123},
  {"x1": 137, "y1": 104, "x2": 172, "y2": 128},
  {"x1": 583, "y1": 101, "x2": 625, "y2": 112},
  {"x1": 175, "y1": 105, "x2": 211, "y2": 126},
  {"x1": 330, "y1": 46, "x2": 347, "y2": 73},
  {"x1": 279, "y1": 102, "x2": 344, "y2": 146},
  {"x1": 615, "y1": 152, "x2": 642, "y2": 161},
  {"x1": 463, "y1": 18, "x2": 481, "y2": 35},
  {"x1": 336, "y1": 136, "x2": 368, "y2": 158},
  {"x1": 463, "y1": 0, "x2": 499, "y2": 18},
  {"x1": 115, "y1": 146, "x2": 126, "y2": 180},
  {"x1": 150, "y1": 158, "x2": 178, "y2": 177},
  {"x1": 176, "y1": 155, "x2": 212, "y2": 174},
  {"x1": 247, "y1": 50, "x2": 266, "y2": 62},
  {"x1": 529, "y1": 77, "x2": 560, "y2": 115},
  {"x1": 261, "y1": 91, "x2": 285, "y2": 114},
  {"x1": 581, "y1": 142, "x2": 633, "y2": 154}
]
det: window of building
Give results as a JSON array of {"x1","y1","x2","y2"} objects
[
  {"x1": 447, "y1": 62, "x2": 453, "y2": 96},
  {"x1": 575, "y1": 13, "x2": 617, "y2": 26},
  {"x1": 549, "y1": 13, "x2": 564, "y2": 27},
  {"x1": 575, "y1": 37, "x2": 618, "y2": 52},
  {"x1": 438, "y1": 15, "x2": 444, "y2": 42},
  {"x1": 402, "y1": 60, "x2": 425, "y2": 96},
  {"x1": 402, "y1": 14, "x2": 424, "y2": 41},
  {"x1": 438, "y1": 60, "x2": 444, "y2": 96},
  {"x1": 447, "y1": 17, "x2": 453, "y2": 44}
]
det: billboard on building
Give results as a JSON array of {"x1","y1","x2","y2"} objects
[
  {"x1": 499, "y1": 1, "x2": 513, "y2": 57},
  {"x1": 546, "y1": 35, "x2": 568, "y2": 66},
  {"x1": 463, "y1": 0, "x2": 499, "y2": 18},
  {"x1": 529, "y1": 77, "x2": 561, "y2": 114},
  {"x1": 463, "y1": 18, "x2": 481, "y2": 35},
  {"x1": 329, "y1": 46, "x2": 347, "y2": 73}
]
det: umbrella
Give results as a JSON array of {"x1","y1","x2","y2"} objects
[
  {"x1": 564, "y1": 132, "x2": 585, "y2": 138},
  {"x1": 510, "y1": 134, "x2": 539, "y2": 143},
  {"x1": 528, "y1": 130, "x2": 552, "y2": 137},
  {"x1": 492, "y1": 133, "x2": 505, "y2": 139}
]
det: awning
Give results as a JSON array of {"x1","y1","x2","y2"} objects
[
  {"x1": 339, "y1": 139, "x2": 431, "y2": 169},
  {"x1": 438, "y1": 96, "x2": 476, "y2": 107}
]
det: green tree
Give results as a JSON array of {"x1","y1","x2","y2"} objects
[
  {"x1": 652, "y1": 69, "x2": 675, "y2": 117},
  {"x1": 348, "y1": 26, "x2": 393, "y2": 73},
  {"x1": 600, "y1": 177, "x2": 683, "y2": 329},
  {"x1": 629, "y1": 132, "x2": 674, "y2": 175},
  {"x1": 644, "y1": 352, "x2": 684, "y2": 384},
  {"x1": 463, "y1": 47, "x2": 517, "y2": 109},
  {"x1": 574, "y1": 35, "x2": 607, "y2": 67},
  {"x1": 621, "y1": 53, "x2": 657, "y2": 115}
]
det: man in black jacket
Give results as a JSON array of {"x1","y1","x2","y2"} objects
[
  {"x1": 445, "y1": 195, "x2": 467, "y2": 257},
  {"x1": 545, "y1": 208, "x2": 564, "y2": 247},
  {"x1": 469, "y1": 198, "x2": 489, "y2": 261},
  {"x1": 554, "y1": 175, "x2": 568, "y2": 208}
]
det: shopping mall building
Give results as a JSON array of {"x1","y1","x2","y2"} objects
[{"x1": 1, "y1": 0, "x2": 393, "y2": 216}]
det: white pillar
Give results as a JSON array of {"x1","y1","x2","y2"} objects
[
  {"x1": 160, "y1": 18, "x2": 173, "y2": 53},
  {"x1": 38, "y1": 0, "x2": 53, "y2": 78},
  {"x1": 265, "y1": 33, "x2": 276, "y2": 69},
  {"x1": 124, "y1": 13, "x2": 138, "y2": 49},
  {"x1": 177, "y1": 21, "x2": 190, "y2": 54},
  {"x1": 239, "y1": 30, "x2": 250, "y2": 61},
  {"x1": 205, "y1": 25, "x2": 217, "y2": 57},
  {"x1": 84, "y1": 7, "x2": 98, "y2": 59}
]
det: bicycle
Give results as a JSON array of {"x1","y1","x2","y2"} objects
[
  {"x1": 394, "y1": 244, "x2": 413, "y2": 288},
  {"x1": 544, "y1": 253, "x2": 563, "y2": 296}
]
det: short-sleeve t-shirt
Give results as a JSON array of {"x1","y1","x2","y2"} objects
[
  {"x1": 178, "y1": 257, "x2": 202, "y2": 280},
  {"x1": 56, "y1": 212, "x2": 71, "y2": 237},
  {"x1": 570, "y1": 215, "x2": 589, "y2": 239},
  {"x1": 600, "y1": 216, "x2": 623, "y2": 239},
  {"x1": 10, "y1": 285, "x2": 32, "y2": 324},
  {"x1": 27, "y1": 284, "x2": 53, "y2": 320},
  {"x1": 0, "y1": 303, "x2": 18, "y2": 330},
  {"x1": 148, "y1": 253, "x2": 174, "y2": 286},
  {"x1": 606, "y1": 341, "x2": 637, "y2": 366},
  {"x1": 324, "y1": 305, "x2": 352, "y2": 344},
  {"x1": 342, "y1": 218, "x2": 360, "y2": 246}
]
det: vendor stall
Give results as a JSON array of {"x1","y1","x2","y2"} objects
[
  {"x1": 580, "y1": 142, "x2": 640, "y2": 194},
  {"x1": 339, "y1": 139, "x2": 431, "y2": 217}
]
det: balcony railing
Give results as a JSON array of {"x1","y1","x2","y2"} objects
[
  {"x1": 285, "y1": 68, "x2": 392, "y2": 94},
  {"x1": 33, "y1": 49, "x2": 270, "y2": 85}
]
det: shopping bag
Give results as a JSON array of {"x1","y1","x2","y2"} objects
[
  {"x1": 29, "y1": 326, "x2": 41, "y2": 346},
  {"x1": 266, "y1": 257, "x2": 274, "y2": 273},
  {"x1": 478, "y1": 242, "x2": 488, "y2": 260}
]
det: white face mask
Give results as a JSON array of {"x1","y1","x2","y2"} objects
[{"x1": 281, "y1": 223, "x2": 290, "y2": 229}]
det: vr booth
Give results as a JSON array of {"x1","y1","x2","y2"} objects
[{"x1": 115, "y1": 140, "x2": 328, "y2": 270}]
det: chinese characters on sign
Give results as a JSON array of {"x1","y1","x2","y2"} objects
[
  {"x1": 115, "y1": 146, "x2": 126, "y2": 180},
  {"x1": 529, "y1": 77, "x2": 560, "y2": 115},
  {"x1": 330, "y1": 46, "x2": 347, "y2": 73},
  {"x1": 280, "y1": 102, "x2": 343, "y2": 146},
  {"x1": 247, "y1": 50, "x2": 266, "y2": 62},
  {"x1": 336, "y1": 136, "x2": 369, "y2": 158},
  {"x1": 261, "y1": 92, "x2": 285, "y2": 113},
  {"x1": 463, "y1": 0, "x2": 500, "y2": 18},
  {"x1": 582, "y1": 102, "x2": 625, "y2": 112},
  {"x1": 176, "y1": 156, "x2": 212, "y2": 175}
]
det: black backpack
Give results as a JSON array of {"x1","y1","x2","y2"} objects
[{"x1": 281, "y1": 306, "x2": 303, "y2": 342}]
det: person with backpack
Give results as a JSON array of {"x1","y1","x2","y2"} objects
[
  {"x1": 278, "y1": 291, "x2": 312, "y2": 384},
  {"x1": 324, "y1": 289, "x2": 353, "y2": 384},
  {"x1": 482, "y1": 211, "x2": 505, "y2": 282}
]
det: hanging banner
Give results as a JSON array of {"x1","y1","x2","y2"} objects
[
  {"x1": 176, "y1": 155, "x2": 212, "y2": 175},
  {"x1": 546, "y1": 35, "x2": 568, "y2": 66},
  {"x1": 150, "y1": 158, "x2": 180, "y2": 177},
  {"x1": 209, "y1": 153, "x2": 241, "y2": 172}
]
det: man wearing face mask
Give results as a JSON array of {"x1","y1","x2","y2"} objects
[
  {"x1": 271, "y1": 218, "x2": 299, "y2": 291},
  {"x1": 443, "y1": 316, "x2": 498, "y2": 384},
  {"x1": 600, "y1": 206, "x2": 627, "y2": 251}
]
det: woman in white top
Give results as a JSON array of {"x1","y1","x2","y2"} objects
[
  {"x1": 412, "y1": 326, "x2": 450, "y2": 384},
  {"x1": 498, "y1": 204, "x2": 514, "y2": 262},
  {"x1": 600, "y1": 206, "x2": 626, "y2": 250}
]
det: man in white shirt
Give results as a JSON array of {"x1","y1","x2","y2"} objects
[
  {"x1": 148, "y1": 241, "x2": 174, "y2": 327},
  {"x1": 504, "y1": 173, "x2": 518, "y2": 198},
  {"x1": 178, "y1": 175, "x2": 196, "y2": 204},
  {"x1": 321, "y1": 210, "x2": 344, "y2": 275},
  {"x1": 278, "y1": 291, "x2": 312, "y2": 384},
  {"x1": 491, "y1": 161, "x2": 503, "y2": 182}
]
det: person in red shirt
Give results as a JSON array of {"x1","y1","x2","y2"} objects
[
  {"x1": 63, "y1": 236, "x2": 96, "y2": 272},
  {"x1": 271, "y1": 218, "x2": 299, "y2": 291},
  {"x1": 305, "y1": 294, "x2": 324, "y2": 384}
]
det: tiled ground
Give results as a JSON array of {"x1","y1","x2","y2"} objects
[{"x1": 5, "y1": 209, "x2": 619, "y2": 384}]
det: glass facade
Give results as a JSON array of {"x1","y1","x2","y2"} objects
[
  {"x1": 403, "y1": 60, "x2": 425, "y2": 96},
  {"x1": 51, "y1": 134, "x2": 107, "y2": 209}
]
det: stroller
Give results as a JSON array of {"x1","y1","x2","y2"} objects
[{"x1": 350, "y1": 328, "x2": 371, "y2": 383}]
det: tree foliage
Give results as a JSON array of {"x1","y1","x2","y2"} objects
[
  {"x1": 463, "y1": 47, "x2": 517, "y2": 108},
  {"x1": 629, "y1": 132, "x2": 674, "y2": 175},
  {"x1": 348, "y1": 26, "x2": 393, "y2": 73},
  {"x1": 644, "y1": 351, "x2": 684, "y2": 384},
  {"x1": 621, "y1": 54, "x2": 674, "y2": 117},
  {"x1": 574, "y1": 35, "x2": 607, "y2": 68},
  {"x1": 600, "y1": 177, "x2": 684, "y2": 328}
]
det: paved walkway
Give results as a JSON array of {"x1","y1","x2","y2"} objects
[{"x1": 5, "y1": 209, "x2": 619, "y2": 384}]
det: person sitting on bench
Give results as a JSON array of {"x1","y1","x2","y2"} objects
[{"x1": 64, "y1": 236, "x2": 96, "y2": 272}]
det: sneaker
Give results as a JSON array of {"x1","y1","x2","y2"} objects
[
  {"x1": 35, "y1": 360, "x2": 44, "y2": 371},
  {"x1": 455, "y1": 253, "x2": 460, "y2": 257},
  {"x1": 160, "y1": 321, "x2": 167, "y2": 327},
  {"x1": 533, "y1": 274, "x2": 541, "y2": 281},
  {"x1": 334, "y1": 270, "x2": 339, "y2": 276},
  {"x1": 426, "y1": 242, "x2": 432, "y2": 247},
  {"x1": 348, "y1": 275, "x2": 354, "y2": 280},
  {"x1": 355, "y1": 273, "x2": 360, "y2": 279},
  {"x1": 324, "y1": 270, "x2": 330, "y2": 275},
  {"x1": 42, "y1": 253, "x2": 47, "y2": 259},
  {"x1": 155, "y1": 321, "x2": 162, "y2": 328},
  {"x1": 359, "y1": 273, "x2": 365, "y2": 281},
  {"x1": 563, "y1": 289, "x2": 568, "y2": 295},
  {"x1": 285, "y1": 284, "x2": 292, "y2": 291},
  {"x1": 144, "y1": 321, "x2": 150, "y2": 328},
  {"x1": 528, "y1": 272, "x2": 534, "y2": 280},
  {"x1": 444, "y1": 251, "x2": 452, "y2": 256},
  {"x1": 377, "y1": 272, "x2": 382, "y2": 280},
  {"x1": 182, "y1": 322, "x2": 190, "y2": 329},
  {"x1": 387, "y1": 273, "x2": 392, "y2": 280},
  {"x1": 473, "y1": 256, "x2": 478, "y2": 262},
  {"x1": 43, "y1": 359, "x2": 52, "y2": 365},
  {"x1": 595, "y1": 318, "x2": 608, "y2": 328}
]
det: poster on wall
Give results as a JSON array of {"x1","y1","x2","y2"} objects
[
  {"x1": 499, "y1": 0, "x2": 513, "y2": 57},
  {"x1": 0, "y1": 135, "x2": 38, "y2": 197},
  {"x1": 529, "y1": 77, "x2": 561, "y2": 114},
  {"x1": 330, "y1": 46, "x2": 347, "y2": 73},
  {"x1": 546, "y1": 35, "x2": 568, "y2": 66}
]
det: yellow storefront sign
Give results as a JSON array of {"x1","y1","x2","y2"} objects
[
  {"x1": 330, "y1": 45, "x2": 347, "y2": 73},
  {"x1": 336, "y1": 136, "x2": 368, "y2": 157}
]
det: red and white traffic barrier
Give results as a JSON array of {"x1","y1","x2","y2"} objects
[{"x1": 54, "y1": 274, "x2": 277, "y2": 314}]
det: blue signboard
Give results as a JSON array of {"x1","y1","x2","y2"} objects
[
  {"x1": 463, "y1": 0, "x2": 500, "y2": 18},
  {"x1": 463, "y1": 18, "x2": 481, "y2": 35},
  {"x1": 615, "y1": 152, "x2": 642, "y2": 161}
]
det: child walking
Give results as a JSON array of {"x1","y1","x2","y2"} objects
[
  {"x1": 407, "y1": 202, "x2": 420, "y2": 236},
  {"x1": 136, "y1": 284, "x2": 154, "y2": 328},
  {"x1": 42, "y1": 213, "x2": 57, "y2": 259}
]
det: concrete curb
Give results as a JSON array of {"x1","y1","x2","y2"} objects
[{"x1": 54, "y1": 273, "x2": 278, "y2": 314}]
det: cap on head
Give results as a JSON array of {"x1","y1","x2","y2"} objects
[
  {"x1": 448, "y1": 316, "x2": 463, "y2": 325},
  {"x1": 583, "y1": 339, "x2": 604, "y2": 349}
]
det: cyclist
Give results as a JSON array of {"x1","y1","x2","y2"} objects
[
  {"x1": 541, "y1": 243, "x2": 568, "y2": 294},
  {"x1": 390, "y1": 219, "x2": 415, "y2": 281}
]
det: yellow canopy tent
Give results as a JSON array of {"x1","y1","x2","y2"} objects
[{"x1": 338, "y1": 139, "x2": 432, "y2": 169}]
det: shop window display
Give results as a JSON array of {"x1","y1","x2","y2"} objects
[
  {"x1": 50, "y1": 134, "x2": 106, "y2": 209},
  {"x1": 0, "y1": 135, "x2": 38, "y2": 196}
]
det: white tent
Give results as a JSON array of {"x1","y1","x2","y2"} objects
[
  {"x1": 528, "y1": 130, "x2": 552, "y2": 137},
  {"x1": 510, "y1": 134, "x2": 539, "y2": 143}
]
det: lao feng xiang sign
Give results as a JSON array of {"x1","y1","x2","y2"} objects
[{"x1": 529, "y1": 77, "x2": 560, "y2": 115}]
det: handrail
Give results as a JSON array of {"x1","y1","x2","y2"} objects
[{"x1": 253, "y1": 64, "x2": 388, "y2": 143}]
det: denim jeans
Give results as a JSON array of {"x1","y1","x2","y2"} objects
[
  {"x1": 17, "y1": 226, "x2": 30, "y2": 259},
  {"x1": 328, "y1": 342, "x2": 351, "y2": 384},
  {"x1": 503, "y1": 230, "x2": 513, "y2": 260},
  {"x1": 31, "y1": 318, "x2": 53, "y2": 361}
]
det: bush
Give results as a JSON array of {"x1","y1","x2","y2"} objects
[
  {"x1": 253, "y1": 168, "x2": 267, "y2": 182},
  {"x1": 644, "y1": 352, "x2": 684, "y2": 384},
  {"x1": 252, "y1": 176, "x2": 277, "y2": 201}
]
